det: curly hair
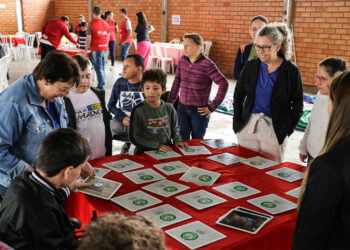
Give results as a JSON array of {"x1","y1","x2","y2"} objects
[
  {"x1": 257, "y1": 22, "x2": 292, "y2": 59},
  {"x1": 78, "y1": 213, "x2": 166, "y2": 250}
]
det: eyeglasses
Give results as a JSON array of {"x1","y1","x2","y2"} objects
[
  {"x1": 60, "y1": 86, "x2": 74, "y2": 93},
  {"x1": 254, "y1": 44, "x2": 274, "y2": 53},
  {"x1": 314, "y1": 74, "x2": 332, "y2": 82}
]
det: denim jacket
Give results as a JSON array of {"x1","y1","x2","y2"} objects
[{"x1": 0, "y1": 74, "x2": 68, "y2": 195}]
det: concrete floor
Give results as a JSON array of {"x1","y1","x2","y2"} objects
[{"x1": 7, "y1": 55, "x2": 306, "y2": 165}]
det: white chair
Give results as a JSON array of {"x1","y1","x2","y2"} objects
[
  {"x1": 169, "y1": 39, "x2": 181, "y2": 44},
  {"x1": 203, "y1": 41, "x2": 212, "y2": 57},
  {"x1": 0, "y1": 55, "x2": 12, "y2": 91},
  {"x1": 19, "y1": 34, "x2": 36, "y2": 60},
  {"x1": 147, "y1": 45, "x2": 160, "y2": 69},
  {"x1": 155, "y1": 45, "x2": 174, "y2": 74}
]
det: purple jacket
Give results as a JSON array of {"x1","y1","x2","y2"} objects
[{"x1": 168, "y1": 55, "x2": 228, "y2": 111}]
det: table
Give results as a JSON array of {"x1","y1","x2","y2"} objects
[
  {"x1": 1, "y1": 36, "x2": 26, "y2": 47},
  {"x1": 65, "y1": 140, "x2": 305, "y2": 249},
  {"x1": 57, "y1": 45, "x2": 86, "y2": 56},
  {"x1": 151, "y1": 43, "x2": 184, "y2": 65}
]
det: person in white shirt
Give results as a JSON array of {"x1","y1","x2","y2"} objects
[
  {"x1": 64, "y1": 54, "x2": 112, "y2": 159},
  {"x1": 299, "y1": 57, "x2": 347, "y2": 165}
]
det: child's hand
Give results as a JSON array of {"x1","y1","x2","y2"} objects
[
  {"x1": 159, "y1": 145, "x2": 172, "y2": 152},
  {"x1": 175, "y1": 141, "x2": 188, "y2": 148}
]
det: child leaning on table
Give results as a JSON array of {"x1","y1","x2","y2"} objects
[{"x1": 129, "y1": 69, "x2": 188, "y2": 155}]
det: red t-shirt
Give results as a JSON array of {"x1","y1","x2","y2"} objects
[
  {"x1": 41, "y1": 19, "x2": 77, "y2": 48},
  {"x1": 108, "y1": 20, "x2": 117, "y2": 41},
  {"x1": 87, "y1": 19, "x2": 110, "y2": 51},
  {"x1": 119, "y1": 18, "x2": 133, "y2": 44}
]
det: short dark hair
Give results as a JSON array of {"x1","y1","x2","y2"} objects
[
  {"x1": 183, "y1": 33, "x2": 203, "y2": 46},
  {"x1": 93, "y1": 6, "x2": 102, "y2": 15},
  {"x1": 319, "y1": 57, "x2": 348, "y2": 77},
  {"x1": 72, "y1": 54, "x2": 91, "y2": 71},
  {"x1": 36, "y1": 128, "x2": 92, "y2": 177},
  {"x1": 32, "y1": 51, "x2": 80, "y2": 85},
  {"x1": 126, "y1": 54, "x2": 144, "y2": 70},
  {"x1": 141, "y1": 69, "x2": 167, "y2": 89},
  {"x1": 79, "y1": 22, "x2": 87, "y2": 27},
  {"x1": 250, "y1": 15, "x2": 269, "y2": 26},
  {"x1": 120, "y1": 8, "x2": 127, "y2": 15},
  {"x1": 60, "y1": 16, "x2": 69, "y2": 22}
]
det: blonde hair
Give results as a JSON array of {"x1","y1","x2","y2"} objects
[
  {"x1": 257, "y1": 22, "x2": 292, "y2": 59},
  {"x1": 79, "y1": 213, "x2": 166, "y2": 250},
  {"x1": 298, "y1": 70, "x2": 350, "y2": 208}
]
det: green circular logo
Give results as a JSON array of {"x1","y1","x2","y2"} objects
[
  {"x1": 181, "y1": 232, "x2": 198, "y2": 240},
  {"x1": 218, "y1": 154, "x2": 227, "y2": 159},
  {"x1": 113, "y1": 164, "x2": 125, "y2": 169},
  {"x1": 250, "y1": 161, "x2": 262, "y2": 165},
  {"x1": 163, "y1": 166, "x2": 176, "y2": 171},
  {"x1": 261, "y1": 201, "x2": 277, "y2": 208},
  {"x1": 94, "y1": 169, "x2": 100, "y2": 173},
  {"x1": 233, "y1": 185, "x2": 248, "y2": 191},
  {"x1": 278, "y1": 172, "x2": 291, "y2": 178},
  {"x1": 197, "y1": 198, "x2": 213, "y2": 204},
  {"x1": 199, "y1": 175, "x2": 212, "y2": 182},
  {"x1": 185, "y1": 148, "x2": 195, "y2": 152},
  {"x1": 160, "y1": 214, "x2": 176, "y2": 221},
  {"x1": 155, "y1": 150, "x2": 166, "y2": 155},
  {"x1": 140, "y1": 175, "x2": 154, "y2": 180},
  {"x1": 163, "y1": 186, "x2": 178, "y2": 192},
  {"x1": 133, "y1": 199, "x2": 148, "y2": 206}
]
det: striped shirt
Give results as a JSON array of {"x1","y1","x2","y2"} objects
[{"x1": 168, "y1": 55, "x2": 228, "y2": 111}]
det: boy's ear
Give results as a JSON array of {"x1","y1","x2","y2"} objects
[{"x1": 162, "y1": 87, "x2": 167, "y2": 94}]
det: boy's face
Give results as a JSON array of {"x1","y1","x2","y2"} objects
[
  {"x1": 74, "y1": 66, "x2": 92, "y2": 93},
  {"x1": 142, "y1": 81, "x2": 166, "y2": 102},
  {"x1": 122, "y1": 57, "x2": 142, "y2": 80},
  {"x1": 81, "y1": 26, "x2": 87, "y2": 31}
]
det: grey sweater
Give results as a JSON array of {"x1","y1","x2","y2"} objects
[{"x1": 129, "y1": 101, "x2": 182, "y2": 155}]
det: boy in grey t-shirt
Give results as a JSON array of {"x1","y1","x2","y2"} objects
[{"x1": 129, "y1": 69, "x2": 188, "y2": 155}]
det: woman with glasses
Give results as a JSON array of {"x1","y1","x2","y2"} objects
[
  {"x1": 233, "y1": 23, "x2": 303, "y2": 162},
  {"x1": 168, "y1": 33, "x2": 229, "y2": 140},
  {"x1": 0, "y1": 51, "x2": 93, "y2": 197},
  {"x1": 299, "y1": 58, "x2": 347, "y2": 165},
  {"x1": 293, "y1": 71, "x2": 350, "y2": 249},
  {"x1": 64, "y1": 54, "x2": 112, "y2": 159},
  {"x1": 233, "y1": 15, "x2": 269, "y2": 80}
]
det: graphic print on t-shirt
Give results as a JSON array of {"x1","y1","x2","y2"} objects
[
  {"x1": 76, "y1": 102, "x2": 103, "y2": 121},
  {"x1": 147, "y1": 115, "x2": 169, "y2": 135},
  {"x1": 119, "y1": 91, "x2": 144, "y2": 117}
]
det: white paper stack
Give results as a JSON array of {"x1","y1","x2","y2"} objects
[
  {"x1": 153, "y1": 161, "x2": 190, "y2": 175},
  {"x1": 111, "y1": 190, "x2": 162, "y2": 212},
  {"x1": 103, "y1": 159, "x2": 144, "y2": 173},
  {"x1": 213, "y1": 181, "x2": 261, "y2": 199},
  {"x1": 247, "y1": 194, "x2": 297, "y2": 214},
  {"x1": 208, "y1": 153, "x2": 243, "y2": 165},
  {"x1": 142, "y1": 179, "x2": 190, "y2": 197},
  {"x1": 123, "y1": 168, "x2": 165, "y2": 184},
  {"x1": 241, "y1": 156, "x2": 279, "y2": 169},
  {"x1": 180, "y1": 167, "x2": 221, "y2": 186},
  {"x1": 176, "y1": 190, "x2": 226, "y2": 210}
]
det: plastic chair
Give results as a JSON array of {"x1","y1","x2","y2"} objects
[
  {"x1": 18, "y1": 34, "x2": 36, "y2": 60},
  {"x1": 203, "y1": 41, "x2": 212, "y2": 57},
  {"x1": 155, "y1": 45, "x2": 174, "y2": 74},
  {"x1": 147, "y1": 45, "x2": 160, "y2": 69},
  {"x1": 0, "y1": 55, "x2": 12, "y2": 92}
]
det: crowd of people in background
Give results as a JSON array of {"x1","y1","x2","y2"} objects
[{"x1": 0, "y1": 6, "x2": 349, "y2": 249}]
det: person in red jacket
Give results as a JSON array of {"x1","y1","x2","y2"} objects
[
  {"x1": 85, "y1": 6, "x2": 110, "y2": 90},
  {"x1": 40, "y1": 16, "x2": 79, "y2": 60},
  {"x1": 119, "y1": 8, "x2": 133, "y2": 61}
]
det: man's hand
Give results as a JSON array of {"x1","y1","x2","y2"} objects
[
  {"x1": 80, "y1": 162, "x2": 95, "y2": 178},
  {"x1": 299, "y1": 153, "x2": 307, "y2": 163},
  {"x1": 42, "y1": 34, "x2": 48, "y2": 39},
  {"x1": 198, "y1": 107, "x2": 211, "y2": 118},
  {"x1": 123, "y1": 116, "x2": 130, "y2": 126},
  {"x1": 159, "y1": 145, "x2": 172, "y2": 152},
  {"x1": 175, "y1": 141, "x2": 189, "y2": 148},
  {"x1": 69, "y1": 177, "x2": 90, "y2": 191}
]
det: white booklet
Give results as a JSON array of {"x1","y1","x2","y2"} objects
[
  {"x1": 122, "y1": 168, "x2": 165, "y2": 184},
  {"x1": 93, "y1": 167, "x2": 111, "y2": 177},
  {"x1": 247, "y1": 194, "x2": 297, "y2": 215},
  {"x1": 103, "y1": 159, "x2": 144, "y2": 173},
  {"x1": 111, "y1": 190, "x2": 162, "y2": 212},
  {"x1": 176, "y1": 189, "x2": 226, "y2": 210},
  {"x1": 137, "y1": 204, "x2": 192, "y2": 228},
  {"x1": 78, "y1": 176, "x2": 122, "y2": 200},
  {"x1": 241, "y1": 156, "x2": 279, "y2": 169},
  {"x1": 266, "y1": 167, "x2": 305, "y2": 182},
  {"x1": 179, "y1": 167, "x2": 221, "y2": 186},
  {"x1": 201, "y1": 139, "x2": 237, "y2": 149},
  {"x1": 145, "y1": 150, "x2": 181, "y2": 160},
  {"x1": 142, "y1": 179, "x2": 190, "y2": 197},
  {"x1": 286, "y1": 186, "x2": 302, "y2": 199},
  {"x1": 216, "y1": 206, "x2": 273, "y2": 234},
  {"x1": 166, "y1": 221, "x2": 226, "y2": 249},
  {"x1": 153, "y1": 161, "x2": 190, "y2": 175},
  {"x1": 179, "y1": 146, "x2": 211, "y2": 155},
  {"x1": 207, "y1": 153, "x2": 243, "y2": 166},
  {"x1": 213, "y1": 181, "x2": 261, "y2": 199}
]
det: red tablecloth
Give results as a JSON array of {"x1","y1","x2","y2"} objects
[
  {"x1": 57, "y1": 46, "x2": 86, "y2": 56},
  {"x1": 65, "y1": 140, "x2": 305, "y2": 249},
  {"x1": 151, "y1": 44, "x2": 184, "y2": 65},
  {"x1": 3, "y1": 36, "x2": 26, "y2": 47}
]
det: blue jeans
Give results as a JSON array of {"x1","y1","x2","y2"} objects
[
  {"x1": 108, "y1": 40, "x2": 116, "y2": 66},
  {"x1": 177, "y1": 106, "x2": 210, "y2": 140},
  {"x1": 90, "y1": 50, "x2": 108, "y2": 90},
  {"x1": 119, "y1": 42, "x2": 132, "y2": 60}
]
